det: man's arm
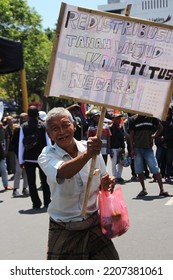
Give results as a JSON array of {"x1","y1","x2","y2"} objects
[
  {"x1": 152, "y1": 122, "x2": 163, "y2": 139},
  {"x1": 129, "y1": 129, "x2": 135, "y2": 159},
  {"x1": 57, "y1": 137, "x2": 102, "y2": 179}
]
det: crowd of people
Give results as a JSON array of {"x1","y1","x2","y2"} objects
[
  {"x1": 1, "y1": 103, "x2": 173, "y2": 197},
  {"x1": 0, "y1": 103, "x2": 173, "y2": 259}
]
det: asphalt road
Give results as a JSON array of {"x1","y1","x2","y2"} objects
[{"x1": 0, "y1": 156, "x2": 173, "y2": 260}]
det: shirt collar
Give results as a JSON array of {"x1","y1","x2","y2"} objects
[{"x1": 53, "y1": 138, "x2": 86, "y2": 157}]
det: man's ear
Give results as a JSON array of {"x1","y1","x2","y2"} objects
[{"x1": 73, "y1": 122, "x2": 76, "y2": 131}]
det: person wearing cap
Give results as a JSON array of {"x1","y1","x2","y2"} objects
[
  {"x1": 87, "y1": 109, "x2": 111, "y2": 164},
  {"x1": 109, "y1": 113, "x2": 126, "y2": 183},
  {"x1": 67, "y1": 104, "x2": 88, "y2": 140},
  {"x1": 39, "y1": 111, "x2": 47, "y2": 122}
]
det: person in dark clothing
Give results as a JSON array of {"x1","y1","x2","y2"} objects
[
  {"x1": 164, "y1": 106, "x2": 173, "y2": 182},
  {"x1": 154, "y1": 120, "x2": 167, "y2": 180},
  {"x1": 129, "y1": 114, "x2": 171, "y2": 197},
  {"x1": 87, "y1": 109, "x2": 111, "y2": 165},
  {"x1": 67, "y1": 104, "x2": 88, "y2": 140},
  {"x1": 124, "y1": 114, "x2": 137, "y2": 181},
  {"x1": 5, "y1": 115, "x2": 16, "y2": 176},
  {"x1": 124, "y1": 114, "x2": 151, "y2": 181},
  {"x1": 110, "y1": 113, "x2": 125, "y2": 183},
  {"x1": 18, "y1": 106, "x2": 51, "y2": 209}
]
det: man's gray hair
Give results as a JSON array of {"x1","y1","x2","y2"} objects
[{"x1": 46, "y1": 107, "x2": 74, "y2": 130}]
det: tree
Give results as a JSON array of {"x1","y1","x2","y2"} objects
[{"x1": 0, "y1": 0, "x2": 54, "y2": 111}]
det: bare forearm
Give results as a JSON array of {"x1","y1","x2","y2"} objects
[
  {"x1": 57, "y1": 151, "x2": 92, "y2": 179},
  {"x1": 58, "y1": 136, "x2": 102, "y2": 179}
]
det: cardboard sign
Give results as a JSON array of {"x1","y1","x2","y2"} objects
[{"x1": 45, "y1": 2, "x2": 173, "y2": 120}]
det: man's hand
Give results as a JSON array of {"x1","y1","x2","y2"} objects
[
  {"x1": 87, "y1": 136, "x2": 102, "y2": 157},
  {"x1": 101, "y1": 174, "x2": 116, "y2": 193},
  {"x1": 20, "y1": 163, "x2": 25, "y2": 169}
]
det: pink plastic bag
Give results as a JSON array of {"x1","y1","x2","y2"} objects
[{"x1": 98, "y1": 184, "x2": 130, "y2": 239}]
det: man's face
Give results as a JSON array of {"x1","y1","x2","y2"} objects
[
  {"x1": 93, "y1": 115, "x2": 100, "y2": 124},
  {"x1": 48, "y1": 115, "x2": 75, "y2": 149},
  {"x1": 7, "y1": 116, "x2": 13, "y2": 126},
  {"x1": 72, "y1": 108, "x2": 80, "y2": 116},
  {"x1": 21, "y1": 115, "x2": 28, "y2": 124},
  {"x1": 113, "y1": 116, "x2": 121, "y2": 124}
]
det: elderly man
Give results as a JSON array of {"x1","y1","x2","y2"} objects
[{"x1": 38, "y1": 107, "x2": 119, "y2": 260}]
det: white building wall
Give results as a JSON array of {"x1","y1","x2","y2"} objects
[{"x1": 98, "y1": 0, "x2": 173, "y2": 25}]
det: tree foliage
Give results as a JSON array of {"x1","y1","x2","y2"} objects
[{"x1": 0, "y1": 0, "x2": 55, "y2": 111}]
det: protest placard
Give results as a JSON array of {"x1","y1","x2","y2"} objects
[
  {"x1": 45, "y1": 2, "x2": 173, "y2": 120},
  {"x1": 45, "y1": 2, "x2": 173, "y2": 214}
]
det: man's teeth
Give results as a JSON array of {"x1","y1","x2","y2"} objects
[{"x1": 59, "y1": 136, "x2": 67, "y2": 140}]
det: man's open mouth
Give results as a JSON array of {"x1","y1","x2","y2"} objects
[{"x1": 58, "y1": 135, "x2": 68, "y2": 141}]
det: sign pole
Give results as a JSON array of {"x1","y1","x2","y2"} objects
[
  {"x1": 20, "y1": 68, "x2": 28, "y2": 112},
  {"x1": 81, "y1": 4, "x2": 132, "y2": 216},
  {"x1": 124, "y1": 4, "x2": 132, "y2": 16},
  {"x1": 81, "y1": 106, "x2": 107, "y2": 216}
]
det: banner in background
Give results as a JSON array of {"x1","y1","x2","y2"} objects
[{"x1": 0, "y1": 36, "x2": 24, "y2": 74}]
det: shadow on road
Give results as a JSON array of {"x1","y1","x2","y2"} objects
[
  {"x1": 19, "y1": 207, "x2": 48, "y2": 215},
  {"x1": 133, "y1": 195, "x2": 171, "y2": 201}
]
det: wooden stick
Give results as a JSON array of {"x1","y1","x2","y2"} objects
[
  {"x1": 81, "y1": 106, "x2": 107, "y2": 216},
  {"x1": 20, "y1": 69, "x2": 28, "y2": 112},
  {"x1": 125, "y1": 4, "x2": 132, "y2": 16}
]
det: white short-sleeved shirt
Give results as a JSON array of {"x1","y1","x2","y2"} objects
[{"x1": 38, "y1": 139, "x2": 107, "y2": 222}]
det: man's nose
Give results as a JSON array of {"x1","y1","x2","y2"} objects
[{"x1": 58, "y1": 126, "x2": 65, "y2": 133}]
